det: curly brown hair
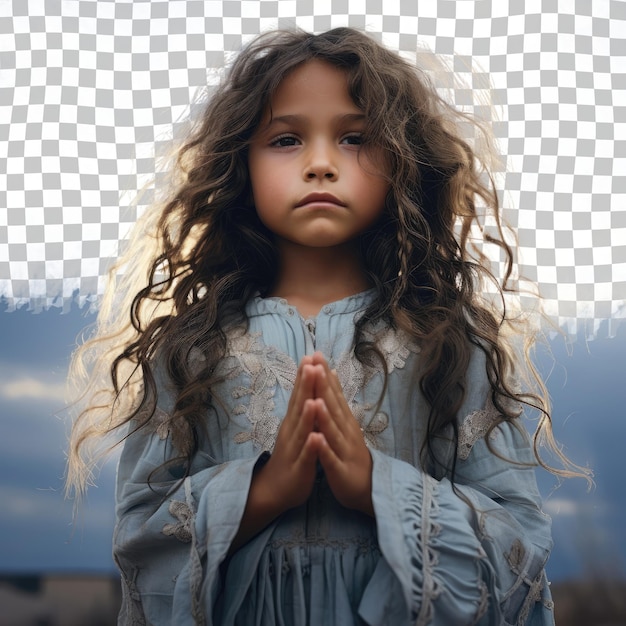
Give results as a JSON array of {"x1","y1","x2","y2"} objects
[{"x1": 66, "y1": 27, "x2": 587, "y2": 497}]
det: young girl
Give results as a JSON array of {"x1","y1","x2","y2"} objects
[{"x1": 67, "y1": 27, "x2": 580, "y2": 625}]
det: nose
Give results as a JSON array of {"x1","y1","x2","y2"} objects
[{"x1": 303, "y1": 142, "x2": 339, "y2": 181}]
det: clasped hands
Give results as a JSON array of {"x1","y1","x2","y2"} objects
[{"x1": 258, "y1": 351, "x2": 374, "y2": 517}]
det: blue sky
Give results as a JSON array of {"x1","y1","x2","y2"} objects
[{"x1": 0, "y1": 304, "x2": 624, "y2": 581}]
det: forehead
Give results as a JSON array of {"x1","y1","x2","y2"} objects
[{"x1": 265, "y1": 60, "x2": 361, "y2": 117}]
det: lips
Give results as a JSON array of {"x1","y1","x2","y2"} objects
[{"x1": 295, "y1": 192, "x2": 347, "y2": 208}]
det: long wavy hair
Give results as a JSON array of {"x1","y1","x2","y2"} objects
[{"x1": 66, "y1": 27, "x2": 588, "y2": 497}]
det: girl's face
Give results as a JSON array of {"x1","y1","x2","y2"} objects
[{"x1": 248, "y1": 60, "x2": 389, "y2": 253}]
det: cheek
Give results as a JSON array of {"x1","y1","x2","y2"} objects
[
  {"x1": 251, "y1": 178, "x2": 283, "y2": 209},
  {"x1": 354, "y1": 159, "x2": 389, "y2": 196},
  {"x1": 366, "y1": 180, "x2": 391, "y2": 222},
  {"x1": 248, "y1": 148, "x2": 266, "y2": 186},
  {"x1": 249, "y1": 157, "x2": 283, "y2": 199},
  {"x1": 357, "y1": 167, "x2": 390, "y2": 204}
]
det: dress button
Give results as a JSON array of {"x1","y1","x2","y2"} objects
[
  {"x1": 288, "y1": 308, "x2": 295, "y2": 316},
  {"x1": 323, "y1": 305, "x2": 332, "y2": 314}
]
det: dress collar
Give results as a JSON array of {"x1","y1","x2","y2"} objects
[{"x1": 247, "y1": 289, "x2": 377, "y2": 319}]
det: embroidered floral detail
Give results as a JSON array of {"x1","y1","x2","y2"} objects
[
  {"x1": 502, "y1": 536, "x2": 550, "y2": 625},
  {"x1": 135, "y1": 396, "x2": 197, "y2": 455},
  {"x1": 506, "y1": 538, "x2": 526, "y2": 570},
  {"x1": 474, "y1": 579, "x2": 489, "y2": 625},
  {"x1": 162, "y1": 499, "x2": 194, "y2": 543},
  {"x1": 151, "y1": 406, "x2": 196, "y2": 455},
  {"x1": 370, "y1": 321, "x2": 420, "y2": 371},
  {"x1": 517, "y1": 570, "x2": 548, "y2": 626},
  {"x1": 457, "y1": 396, "x2": 501, "y2": 460},
  {"x1": 188, "y1": 346, "x2": 206, "y2": 373},
  {"x1": 131, "y1": 398, "x2": 171, "y2": 441},
  {"x1": 227, "y1": 331, "x2": 297, "y2": 451},
  {"x1": 361, "y1": 412, "x2": 389, "y2": 448},
  {"x1": 334, "y1": 351, "x2": 379, "y2": 445},
  {"x1": 173, "y1": 478, "x2": 204, "y2": 626},
  {"x1": 115, "y1": 559, "x2": 147, "y2": 625},
  {"x1": 334, "y1": 325, "x2": 419, "y2": 448},
  {"x1": 153, "y1": 406, "x2": 171, "y2": 441}
]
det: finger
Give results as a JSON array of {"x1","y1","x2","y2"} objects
[
  {"x1": 310, "y1": 355, "x2": 345, "y2": 408},
  {"x1": 310, "y1": 356, "x2": 363, "y2": 444},
  {"x1": 273, "y1": 397, "x2": 317, "y2": 467},
  {"x1": 295, "y1": 429, "x2": 322, "y2": 472},
  {"x1": 315, "y1": 432, "x2": 341, "y2": 475},
  {"x1": 327, "y1": 366, "x2": 347, "y2": 401},
  {"x1": 291, "y1": 397, "x2": 318, "y2": 449},
  {"x1": 325, "y1": 368, "x2": 364, "y2": 439},
  {"x1": 317, "y1": 430, "x2": 374, "y2": 514},
  {"x1": 297, "y1": 361, "x2": 317, "y2": 409},
  {"x1": 276, "y1": 364, "x2": 316, "y2": 455},
  {"x1": 310, "y1": 352, "x2": 337, "y2": 388},
  {"x1": 311, "y1": 351, "x2": 328, "y2": 366},
  {"x1": 285, "y1": 358, "x2": 315, "y2": 423},
  {"x1": 312, "y1": 367, "x2": 352, "y2": 436},
  {"x1": 313, "y1": 397, "x2": 347, "y2": 457},
  {"x1": 310, "y1": 357, "x2": 325, "y2": 399},
  {"x1": 310, "y1": 352, "x2": 332, "y2": 397}
]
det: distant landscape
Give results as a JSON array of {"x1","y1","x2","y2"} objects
[{"x1": 1, "y1": 573, "x2": 625, "y2": 625}]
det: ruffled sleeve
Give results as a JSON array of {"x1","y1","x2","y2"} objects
[
  {"x1": 113, "y1": 366, "x2": 269, "y2": 626},
  {"x1": 363, "y1": 363, "x2": 554, "y2": 626}
]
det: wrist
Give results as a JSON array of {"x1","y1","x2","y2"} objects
[
  {"x1": 229, "y1": 456, "x2": 283, "y2": 554},
  {"x1": 249, "y1": 460, "x2": 285, "y2": 519},
  {"x1": 351, "y1": 479, "x2": 375, "y2": 517},
  {"x1": 358, "y1": 492, "x2": 375, "y2": 517}
]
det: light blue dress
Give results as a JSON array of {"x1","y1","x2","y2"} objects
[{"x1": 113, "y1": 290, "x2": 554, "y2": 625}]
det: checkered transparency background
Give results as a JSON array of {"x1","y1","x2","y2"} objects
[{"x1": 0, "y1": 0, "x2": 625, "y2": 336}]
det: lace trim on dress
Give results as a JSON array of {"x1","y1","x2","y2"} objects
[
  {"x1": 178, "y1": 478, "x2": 204, "y2": 626},
  {"x1": 457, "y1": 395, "x2": 501, "y2": 460},
  {"x1": 162, "y1": 499, "x2": 194, "y2": 543},
  {"x1": 225, "y1": 331, "x2": 297, "y2": 451},
  {"x1": 114, "y1": 560, "x2": 147, "y2": 625},
  {"x1": 142, "y1": 402, "x2": 196, "y2": 455},
  {"x1": 505, "y1": 537, "x2": 553, "y2": 626},
  {"x1": 229, "y1": 324, "x2": 419, "y2": 451},
  {"x1": 334, "y1": 323, "x2": 420, "y2": 448},
  {"x1": 154, "y1": 406, "x2": 171, "y2": 441},
  {"x1": 159, "y1": 479, "x2": 204, "y2": 624}
]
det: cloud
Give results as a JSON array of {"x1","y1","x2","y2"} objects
[
  {"x1": 0, "y1": 358, "x2": 68, "y2": 406},
  {"x1": 543, "y1": 498, "x2": 580, "y2": 516},
  {"x1": 0, "y1": 376, "x2": 67, "y2": 403},
  {"x1": 543, "y1": 496, "x2": 611, "y2": 519}
]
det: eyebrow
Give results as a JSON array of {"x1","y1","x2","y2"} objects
[{"x1": 265, "y1": 112, "x2": 366, "y2": 127}]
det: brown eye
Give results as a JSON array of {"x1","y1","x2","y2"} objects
[
  {"x1": 341, "y1": 134, "x2": 363, "y2": 146},
  {"x1": 271, "y1": 135, "x2": 299, "y2": 147}
]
